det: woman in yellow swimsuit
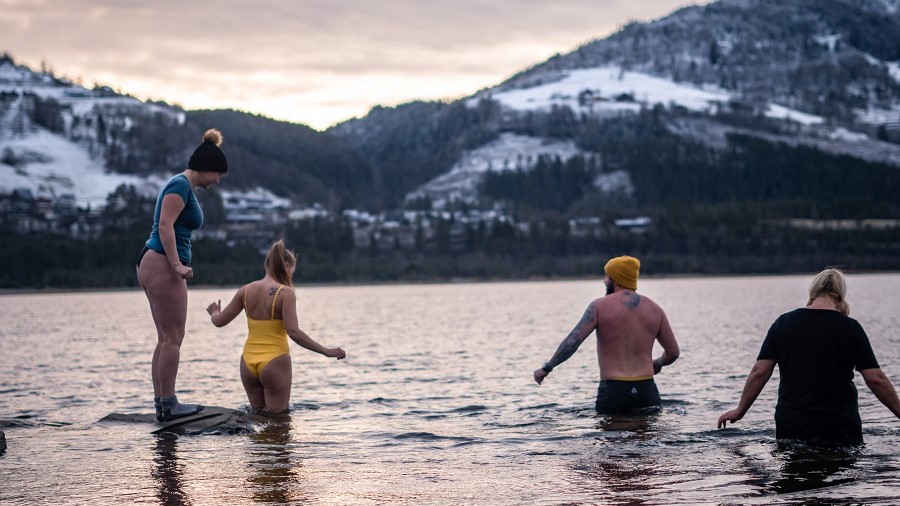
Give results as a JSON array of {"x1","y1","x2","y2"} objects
[{"x1": 206, "y1": 240, "x2": 346, "y2": 413}]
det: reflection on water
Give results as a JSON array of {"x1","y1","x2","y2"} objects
[
  {"x1": 577, "y1": 412, "x2": 661, "y2": 505},
  {"x1": 0, "y1": 275, "x2": 898, "y2": 504},
  {"x1": 769, "y1": 442, "x2": 859, "y2": 494},
  {"x1": 596, "y1": 410, "x2": 660, "y2": 437},
  {"x1": 246, "y1": 415, "x2": 304, "y2": 504},
  {"x1": 152, "y1": 434, "x2": 191, "y2": 506}
]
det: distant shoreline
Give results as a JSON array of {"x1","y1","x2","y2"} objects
[{"x1": 2, "y1": 269, "x2": 898, "y2": 295}]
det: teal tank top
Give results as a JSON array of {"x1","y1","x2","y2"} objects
[{"x1": 145, "y1": 174, "x2": 203, "y2": 265}]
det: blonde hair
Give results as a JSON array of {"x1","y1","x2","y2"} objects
[
  {"x1": 265, "y1": 240, "x2": 296, "y2": 287},
  {"x1": 807, "y1": 268, "x2": 849, "y2": 316}
]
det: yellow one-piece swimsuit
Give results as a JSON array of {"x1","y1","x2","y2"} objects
[{"x1": 242, "y1": 285, "x2": 290, "y2": 377}]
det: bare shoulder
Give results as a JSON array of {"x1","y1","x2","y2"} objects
[
  {"x1": 278, "y1": 286, "x2": 297, "y2": 301},
  {"x1": 602, "y1": 291, "x2": 664, "y2": 314},
  {"x1": 636, "y1": 294, "x2": 667, "y2": 316},
  {"x1": 637, "y1": 293, "x2": 660, "y2": 309},
  {"x1": 244, "y1": 279, "x2": 265, "y2": 295}
]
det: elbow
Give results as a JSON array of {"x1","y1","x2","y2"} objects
[
  {"x1": 665, "y1": 346, "x2": 680, "y2": 363},
  {"x1": 748, "y1": 364, "x2": 773, "y2": 382},
  {"x1": 864, "y1": 371, "x2": 887, "y2": 389}
]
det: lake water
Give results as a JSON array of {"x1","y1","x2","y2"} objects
[{"x1": 1, "y1": 274, "x2": 899, "y2": 505}]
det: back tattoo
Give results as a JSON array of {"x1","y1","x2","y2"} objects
[{"x1": 622, "y1": 291, "x2": 641, "y2": 310}]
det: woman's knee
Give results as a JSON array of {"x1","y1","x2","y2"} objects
[{"x1": 157, "y1": 339, "x2": 184, "y2": 354}]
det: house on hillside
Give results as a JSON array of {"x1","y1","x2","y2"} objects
[{"x1": 614, "y1": 216, "x2": 652, "y2": 234}]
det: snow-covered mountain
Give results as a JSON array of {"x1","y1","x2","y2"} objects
[
  {"x1": 0, "y1": 55, "x2": 182, "y2": 207},
  {"x1": 482, "y1": 66, "x2": 824, "y2": 125},
  {"x1": 0, "y1": 55, "x2": 319, "y2": 209},
  {"x1": 341, "y1": 0, "x2": 900, "y2": 208},
  {"x1": 5, "y1": 0, "x2": 900, "y2": 214},
  {"x1": 405, "y1": 133, "x2": 582, "y2": 207}
]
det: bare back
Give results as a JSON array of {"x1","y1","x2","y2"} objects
[
  {"x1": 594, "y1": 290, "x2": 675, "y2": 380},
  {"x1": 242, "y1": 279, "x2": 286, "y2": 321}
]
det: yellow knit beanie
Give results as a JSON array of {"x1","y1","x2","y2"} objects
[{"x1": 604, "y1": 256, "x2": 640, "y2": 290}]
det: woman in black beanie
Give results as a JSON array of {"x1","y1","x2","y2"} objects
[{"x1": 136, "y1": 128, "x2": 228, "y2": 421}]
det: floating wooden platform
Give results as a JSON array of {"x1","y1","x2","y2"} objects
[{"x1": 99, "y1": 406, "x2": 267, "y2": 435}]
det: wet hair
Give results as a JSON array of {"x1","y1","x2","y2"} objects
[
  {"x1": 264, "y1": 240, "x2": 296, "y2": 287},
  {"x1": 807, "y1": 267, "x2": 849, "y2": 316}
]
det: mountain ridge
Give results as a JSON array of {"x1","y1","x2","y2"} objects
[
  {"x1": 497, "y1": 0, "x2": 900, "y2": 124},
  {"x1": 3, "y1": 0, "x2": 900, "y2": 214}
]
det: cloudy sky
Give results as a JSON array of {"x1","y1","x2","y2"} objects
[{"x1": 2, "y1": 0, "x2": 705, "y2": 130}]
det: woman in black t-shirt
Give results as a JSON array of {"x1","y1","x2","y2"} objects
[{"x1": 717, "y1": 268, "x2": 900, "y2": 445}]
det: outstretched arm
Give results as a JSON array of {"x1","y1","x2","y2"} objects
[
  {"x1": 207, "y1": 286, "x2": 245, "y2": 327},
  {"x1": 717, "y1": 359, "x2": 776, "y2": 428},
  {"x1": 281, "y1": 289, "x2": 346, "y2": 360},
  {"x1": 861, "y1": 368, "x2": 900, "y2": 418},
  {"x1": 534, "y1": 302, "x2": 597, "y2": 384}
]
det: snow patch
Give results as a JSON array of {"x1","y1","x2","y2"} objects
[
  {"x1": 406, "y1": 133, "x2": 582, "y2": 208},
  {"x1": 765, "y1": 103, "x2": 824, "y2": 125},
  {"x1": 878, "y1": 0, "x2": 900, "y2": 14},
  {"x1": 887, "y1": 61, "x2": 900, "y2": 84},
  {"x1": 827, "y1": 127, "x2": 869, "y2": 143},
  {"x1": 813, "y1": 34, "x2": 841, "y2": 52},
  {"x1": 0, "y1": 127, "x2": 161, "y2": 208},
  {"x1": 482, "y1": 65, "x2": 824, "y2": 125},
  {"x1": 594, "y1": 170, "x2": 634, "y2": 197},
  {"x1": 486, "y1": 66, "x2": 732, "y2": 114}
]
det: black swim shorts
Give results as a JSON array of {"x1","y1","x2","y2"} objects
[{"x1": 595, "y1": 378, "x2": 661, "y2": 414}]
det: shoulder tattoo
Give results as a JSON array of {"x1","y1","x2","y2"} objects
[{"x1": 623, "y1": 292, "x2": 640, "y2": 310}]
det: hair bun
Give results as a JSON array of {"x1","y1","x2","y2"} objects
[{"x1": 202, "y1": 128, "x2": 223, "y2": 146}]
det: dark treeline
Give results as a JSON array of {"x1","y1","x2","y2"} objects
[
  {"x1": 5, "y1": 51, "x2": 900, "y2": 288},
  {"x1": 185, "y1": 110, "x2": 375, "y2": 209},
  {"x1": 3, "y1": 203, "x2": 899, "y2": 289},
  {"x1": 330, "y1": 99, "x2": 503, "y2": 208},
  {"x1": 484, "y1": 107, "x2": 900, "y2": 220},
  {"x1": 5, "y1": 104, "x2": 900, "y2": 289},
  {"x1": 482, "y1": 155, "x2": 600, "y2": 212}
]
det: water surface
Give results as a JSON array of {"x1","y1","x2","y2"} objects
[{"x1": 1, "y1": 275, "x2": 899, "y2": 504}]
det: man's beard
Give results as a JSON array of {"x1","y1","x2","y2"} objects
[{"x1": 605, "y1": 279, "x2": 615, "y2": 295}]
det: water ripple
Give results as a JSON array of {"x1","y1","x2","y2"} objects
[{"x1": 2, "y1": 276, "x2": 900, "y2": 504}]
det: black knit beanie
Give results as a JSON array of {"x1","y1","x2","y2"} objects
[{"x1": 188, "y1": 129, "x2": 228, "y2": 173}]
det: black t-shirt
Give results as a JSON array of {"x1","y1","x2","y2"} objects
[{"x1": 758, "y1": 308, "x2": 879, "y2": 415}]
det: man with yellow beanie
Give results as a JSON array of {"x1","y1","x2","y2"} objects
[{"x1": 533, "y1": 255, "x2": 680, "y2": 414}]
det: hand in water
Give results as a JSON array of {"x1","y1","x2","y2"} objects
[{"x1": 717, "y1": 409, "x2": 744, "y2": 428}]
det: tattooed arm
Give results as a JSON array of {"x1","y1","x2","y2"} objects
[{"x1": 534, "y1": 302, "x2": 598, "y2": 384}]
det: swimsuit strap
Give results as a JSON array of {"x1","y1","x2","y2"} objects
[
  {"x1": 242, "y1": 284, "x2": 249, "y2": 315},
  {"x1": 271, "y1": 285, "x2": 285, "y2": 319}
]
